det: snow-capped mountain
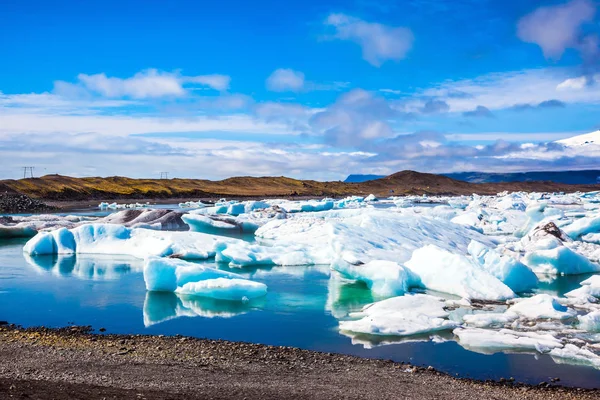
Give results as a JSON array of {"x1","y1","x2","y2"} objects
[{"x1": 556, "y1": 130, "x2": 600, "y2": 147}]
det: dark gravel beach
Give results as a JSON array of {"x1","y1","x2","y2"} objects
[{"x1": 0, "y1": 325, "x2": 598, "y2": 400}]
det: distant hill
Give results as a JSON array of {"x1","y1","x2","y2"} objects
[
  {"x1": 345, "y1": 170, "x2": 600, "y2": 185},
  {"x1": 443, "y1": 170, "x2": 600, "y2": 184},
  {"x1": 344, "y1": 174, "x2": 386, "y2": 183},
  {"x1": 1, "y1": 171, "x2": 600, "y2": 202}
]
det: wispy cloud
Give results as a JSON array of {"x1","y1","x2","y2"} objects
[
  {"x1": 54, "y1": 69, "x2": 231, "y2": 99},
  {"x1": 324, "y1": 13, "x2": 414, "y2": 67}
]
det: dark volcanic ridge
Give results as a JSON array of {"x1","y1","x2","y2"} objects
[{"x1": 1, "y1": 170, "x2": 600, "y2": 204}]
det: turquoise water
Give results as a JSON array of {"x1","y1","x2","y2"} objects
[{"x1": 2, "y1": 236, "x2": 600, "y2": 388}]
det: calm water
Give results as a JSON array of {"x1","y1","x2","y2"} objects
[{"x1": 2, "y1": 235, "x2": 600, "y2": 388}]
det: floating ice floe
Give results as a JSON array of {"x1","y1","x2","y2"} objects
[
  {"x1": 331, "y1": 259, "x2": 419, "y2": 297},
  {"x1": 183, "y1": 205, "x2": 286, "y2": 235},
  {"x1": 23, "y1": 223, "x2": 237, "y2": 260},
  {"x1": 144, "y1": 257, "x2": 267, "y2": 301},
  {"x1": 99, "y1": 202, "x2": 149, "y2": 210},
  {"x1": 339, "y1": 294, "x2": 457, "y2": 337},
  {"x1": 0, "y1": 214, "x2": 92, "y2": 239},
  {"x1": 454, "y1": 328, "x2": 564, "y2": 354},
  {"x1": 95, "y1": 209, "x2": 188, "y2": 231}
]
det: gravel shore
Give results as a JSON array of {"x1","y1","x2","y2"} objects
[{"x1": 0, "y1": 325, "x2": 598, "y2": 399}]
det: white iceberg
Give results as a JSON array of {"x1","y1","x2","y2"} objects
[
  {"x1": 339, "y1": 294, "x2": 457, "y2": 337},
  {"x1": 405, "y1": 245, "x2": 516, "y2": 301},
  {"x1": 467, "y1": 240, "x2": 538, "y2": 293},
  {"x1": 507, "y1": 294, "x2": 576, "y2": 320},
  {"x1": 331, "y1": 259, "x2": 419, "y2": 297},
  {"x1": 24, "y1": 223, "x2": 237, "y2": 260},
  {"x1": 144, "y1": 257, "x2": 267, "y2": 301}
]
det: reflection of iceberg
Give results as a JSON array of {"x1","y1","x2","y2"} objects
[
  {"x1": 143, "y1": 291, "x2": 262, "y2": 326},
  {"x1": 341, "y1": 330, "x2": 452, "y2": 349},
  {"x1": 25, "y1": 253, "x2": 143, "y2": 280}
]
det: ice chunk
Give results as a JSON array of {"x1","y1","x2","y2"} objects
[
  {"x1": 578, "y1": 311, "x2": 600, "y2": 332},
  {"x1": 450, "y1": 212, "x2": 484, "y2": 233},
  {"x1": 550, "y1": 344, "x2": 600, "y2": 369},
  {"x1": 278, "y1": 200, "x2": 334, "y2": 213},
  {"x1": 462, "y1": 312, "x2": 517, "y2": 328},
  {"x1": 508, "y1": 294, "x2": 576, "y2": 320},
  {"x1": 563, "y1": 215, "x2": 600, "y2": 239},
  {"x1": 96, "y1": 209, "x2": 187, "y2": 231},
  {"x1": 522, "y1": 245, "x2": 600, "y2": 275},
  {"x1": 339, "y1": 294, "x2": 457, "y2": 337},
  {"x1": 565, "y1": 275, "x2": 600, "y2": 299},
  {"x1": 331, "y1": 259, "x2": 419, "y2": 297},
  {"x1": 454, "y1": 328, "x2": 564, "y2": 354},
  {"x1": 215, "y1": 241, "x2": 327, "y2": 267},
  {"x1": 24, "y1": 223, "x2": 238, "y2": 260},
  {"x1": 364, "y1": 194, "x2": 378, "y2": 202},
  {"x1": 467, "y1": 240, "x2": 538, "y2": 293},
  {"x1": 143, "y1": 257, "x2": 267, "y2": 301},
  {"x1": 405, "y1": 245, "x2": 516, "y2": 301}
]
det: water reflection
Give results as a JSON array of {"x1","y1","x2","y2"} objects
[
  {"x1": 342, "y1": 331, "x2": 452, "y2": 349},
  {"x1": 143, "y1": 291, "x2": 263, "y2": 326},
  {"x1": 536, "y1": 272, "x2": 597, "y2": 297},
  {"x1": 326, "y1": 274, "x2": 376, "y2": 319},
  {"x1": 24, "y1": 253, "x2": 143, "y2": 280}
]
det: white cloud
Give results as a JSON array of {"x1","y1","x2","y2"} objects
[
  {"x1": 411, "y1": 68, "x2": 600, "y2": 112},
  {"x1": 266, "y1": 69, "x2": 305, "y2": 92},
  {"x1": 184, "y1": 74, "x2": 231, "y2": 91},
  {"x1": 517, "y1": 0, "x2": 596, "y2": 59},
  {"x1": 325, "y1": 13, "x2": 413, "y2": 67},
  {"x1": 557, "y1": 75, "x2": 597, "y2": 90},
  {"x1": 75, "y1": 70, "x2": 186, "y2": 98},
  {"x1": 54, "y1": 69, "x2": 232, "y2": 99}
]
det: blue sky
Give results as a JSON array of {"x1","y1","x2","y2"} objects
[{"x1": 1, "y1": 0, "x2": 600, "y2": 180}]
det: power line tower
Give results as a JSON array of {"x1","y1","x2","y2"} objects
[
  {"x1": 22, "y1": 167, "x2": 34, "y2": 178},
  {"x1": 160, "y1": 172, "x2": 169, "y2": 179}
]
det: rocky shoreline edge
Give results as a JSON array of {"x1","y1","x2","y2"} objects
[
  {"x1": 0, "y1": 192, "x2": 56, "y2": 214},
  {"x1": 0, "y1": 324, "x2": 598, "y2": 399}
]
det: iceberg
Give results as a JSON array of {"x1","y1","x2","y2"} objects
[
  {"x1": 96, "y1": 209, "x2": 188, "y2": 231},
  {"x1": 578, "y1": 311, "x2": 600, "y2": 332},
  {"x1": 467, "y1": 240, "x2": 538, "y2": 293},
  {"x1": 550, "y1": 344, "x2": 600, "y2": 369},
  {"x1": 565, "y1": 275, "x2": 600, "y2": 299},
  {"x1": 507, "y1": 294, "x2": 576, "y2": 320},
  {"x1": 331, "y1": 259, "x2": 419, "y2": 297},
  {"x1": 563, "y1": 215, "x2": 600, "y2": 239},
  {"x1": 215, "y1": 241, "x2": 328, "y2": 267},
  {"x1": 339, "y1": 294, "x2": 457, "y2": 337},
  {"x1": 405, "y1": 245, "x2": 516, "y2": 301},
  {"x1": 23, "y1": 223, "x2": 238, "y2": 260},
  {"x1": 454, "y1": 328, "x2": 564, "y2": 354},
  {"x1": 143, "y1": 257, "x2": 267, "y2": 301},
  {"x1": 256, "y1": 209, "x2": 495, "y2": 267}
]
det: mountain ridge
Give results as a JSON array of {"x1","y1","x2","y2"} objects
[{"x1": 2, "y1": 171, "x2": 600, "y2": 202}]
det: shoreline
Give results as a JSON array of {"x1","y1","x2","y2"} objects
[{"x1": 0, "y1": 324, "x2": 598, "y2": 399}]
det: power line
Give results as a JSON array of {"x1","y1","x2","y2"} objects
[
  {"x1": 160, "y1": 172, "x2": 169, "y2": 179},
  {"x1": 22, "y1": 167, "x2": 34, "y2": 179}
]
